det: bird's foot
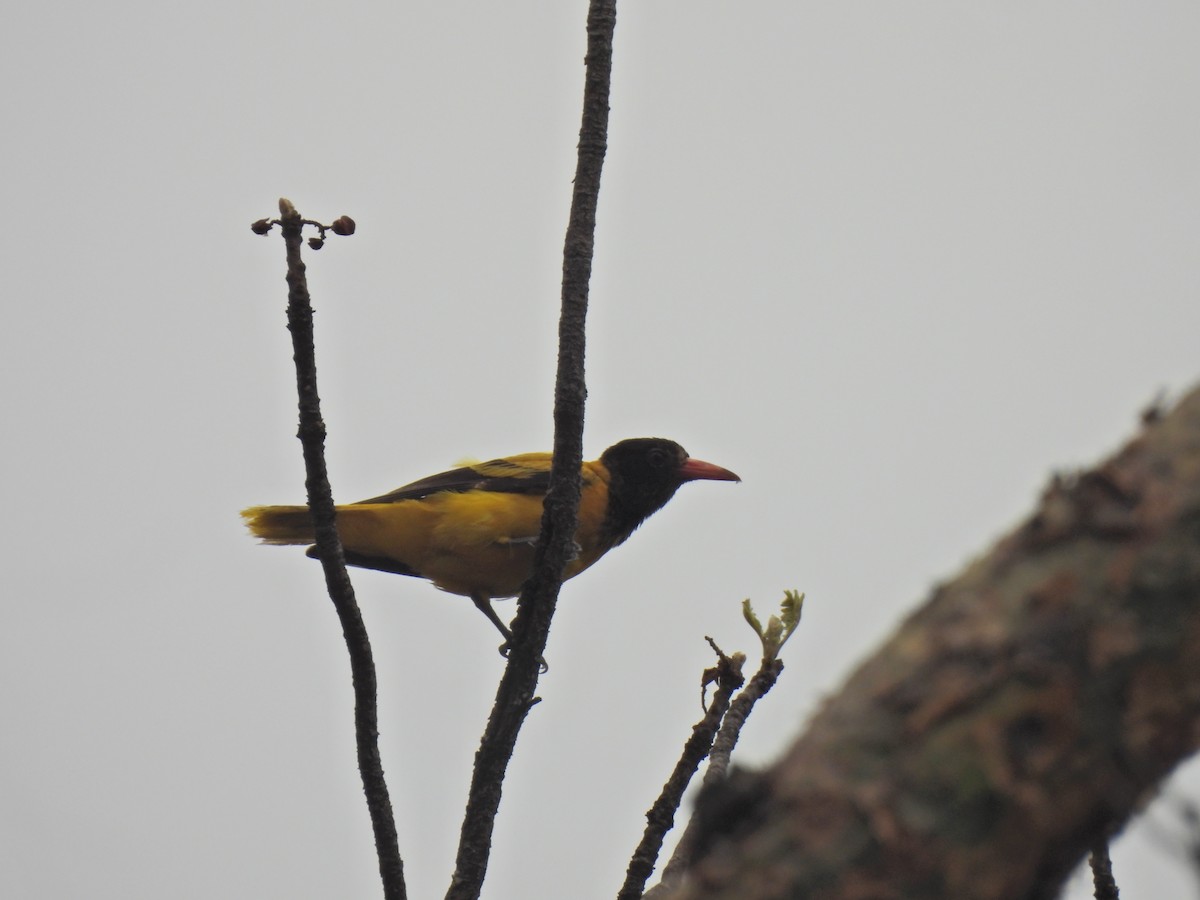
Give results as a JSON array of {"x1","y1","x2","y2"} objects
[{"x1": 498, "y1": 641, "x2": 549, "y2": 674}]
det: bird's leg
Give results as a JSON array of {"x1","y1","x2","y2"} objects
[
  {"x1": 471, "y1": 592, "x2": 514, "y2": 643},
  {"x1": 470, "y1": 592, "x2": 548, "y2": 673}
]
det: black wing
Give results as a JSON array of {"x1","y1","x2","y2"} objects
[{"x1": 353, "y1": 453, "x2": 555, "y2": 505}]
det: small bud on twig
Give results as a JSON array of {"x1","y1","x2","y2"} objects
[{"x1": 248, "y1": 207, "x2": 356, "y2": 248}]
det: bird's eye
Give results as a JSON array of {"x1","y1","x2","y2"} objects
[{"x1": 647, "y1": 448, "x2": 668, "y2": 468}]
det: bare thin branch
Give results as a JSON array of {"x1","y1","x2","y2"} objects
[
  {"x1": 275, "y1": 198, "x2": 406, "y2": 900},
  {"x1": 445, "y1": 3, "x2": 618, "y2": 899},
  {"x1": 1089, "y1": 839, "x2": 1120, "y2": 900},
  {"x1": 652, "y1": 656, "x2": 784, "y2": 894},
  {"x1": 618, "y1": 645, "x2": 746, "y2": 900}
]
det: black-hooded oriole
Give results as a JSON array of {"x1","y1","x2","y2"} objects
[{"x1": 242, "y1": 437, "x2": 739, "y2": 642}]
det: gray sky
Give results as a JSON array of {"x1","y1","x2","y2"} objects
[{"x1": 3, "y1": 3, "x2": 1199, "y2": 898}]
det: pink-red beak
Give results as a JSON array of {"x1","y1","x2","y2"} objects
[{"x1": 678, "y1": 457, "x2": 741, "y2": 483}]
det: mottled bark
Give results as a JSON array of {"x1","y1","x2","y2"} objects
[{"x1": 666, "y1": 387, "x2": 1200, "y2": 900}]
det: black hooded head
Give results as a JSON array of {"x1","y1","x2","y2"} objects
[{"x1": 598, "y1": 438, "x2": 739, "y2": 548}]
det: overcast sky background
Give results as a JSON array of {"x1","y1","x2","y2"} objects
[{"x1": 3, "y1": 3, "x2": 1199, "y2": 898}]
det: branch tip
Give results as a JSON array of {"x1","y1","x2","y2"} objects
[
  {"x1": 251, "y1": 211, "x2": 357, "y2": 245},
  {"x1": 742, "y1": 590, "x2": 804, "y2": 660}
]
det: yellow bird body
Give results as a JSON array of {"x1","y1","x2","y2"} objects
[{"x1": 242, "y1": 439, "x2": 738, "y2": 644}]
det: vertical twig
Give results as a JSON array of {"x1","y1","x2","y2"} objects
[
  {"x1": 444, "y1": 3, "x2": 618, "y2": 899},
  {"x1": 276, "y1": 199, "x2": 406, "y2": 900},
  {"x1": 1089, "y1": 838, "x2": 1120, "y2": 900},
  {"x1": 1180, "y1": 800, "x2": 1200, "y2": 895}
]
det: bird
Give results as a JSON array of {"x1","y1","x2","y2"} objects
[{"x1": 242, "y1": 437, "x2": 739, "y2": 648}]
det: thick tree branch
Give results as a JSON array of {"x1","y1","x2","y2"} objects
[
  {"x1": 663, "y1": 385, "x2": 1200, "y2": 900},
  {"x1": 445, "y1": 3, "x2": 618, "y2": 899},
  {"x1": 275, "y1": 199, "x2": 406, "y2": 900}
]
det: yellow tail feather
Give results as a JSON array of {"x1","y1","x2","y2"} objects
[{"x1": 241, "y1": 505, "x2": 314, "y2": 545}]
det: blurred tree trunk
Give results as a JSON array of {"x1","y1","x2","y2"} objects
[{"x1": 663, "y1": 386, "x2": 1200, "y2": 900}]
